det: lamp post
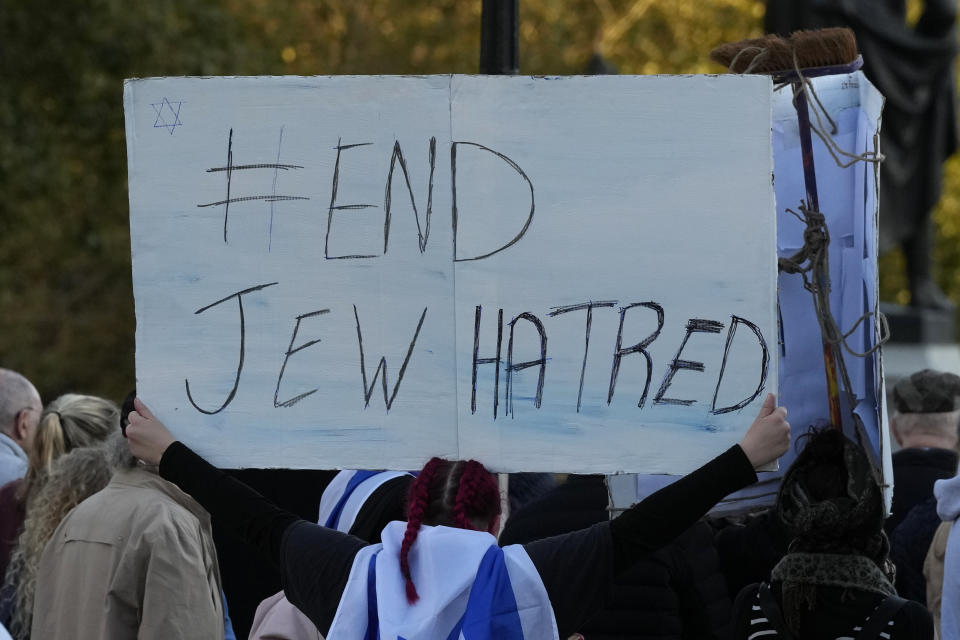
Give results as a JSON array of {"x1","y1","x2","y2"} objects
[{"x1": 480, "y1": 0, "x2": 518, "y2": 74}]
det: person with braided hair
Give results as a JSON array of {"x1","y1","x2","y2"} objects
[
  {"x1": 395, "y1": 459, "x2": 503, "y2": 605},
  {"x1": 125, "y1": 393, "x2": 790, "y2": 639}
]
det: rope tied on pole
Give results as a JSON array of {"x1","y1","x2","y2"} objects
[{"x1": 779, "y1": 203, "x2": 890, "y2": 360}]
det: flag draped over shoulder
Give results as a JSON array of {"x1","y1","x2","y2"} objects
[
  {"x1": 318, "y1": 470, "x2": 413, "y2": 531},
  {"x1": 327, "y1": 522, "x2": 558, "y2": 640}
]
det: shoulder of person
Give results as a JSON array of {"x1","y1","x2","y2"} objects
[
  {"x1": 110, "y1": 476, "x2": 207, "y2": 544},
  {"x1": 894, "y1": 598, "x2": 934, "y2": 638}
]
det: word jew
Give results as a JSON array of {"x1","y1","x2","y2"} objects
[{"x1": 182, "y1": 284, "x2": 769, "y2": 419}]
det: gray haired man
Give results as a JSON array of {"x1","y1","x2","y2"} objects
[
  {"x1": 887, "y1": 369, "x2": 960, "y2": 534},
  {"x1": 0, "y1": 368, "x2": 42, "y2": 486}
]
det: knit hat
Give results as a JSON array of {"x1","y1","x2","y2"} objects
[
  {"x1": 774, "y1": 428, "x2": 893, "y2": 633},
  {"x1": 777, "y1": 428, "x2": 885, "y2": 560},
  {"x1": 892, "y1": 369, "x2": 960, "y2": 414}
]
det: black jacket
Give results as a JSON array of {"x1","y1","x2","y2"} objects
[
  {"x1": 713, "y1": 508, "x2": 789, "y2": 600},
  {"x1": 890, "y1": 495, "x2": 942, "y2": 604},
  {"x1": 500, "y1": 475, "x2": 732, "y2": 640},
  {"x1": 887, "y1": 447, "x2": 958, "y2": 535}
]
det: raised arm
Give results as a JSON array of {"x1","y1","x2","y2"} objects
[
  {"x1": 127, "y1": 399, "x2": 301, "y2": 563},
  {"x1": 523, "y1": 393, "x2": 790, "y2": 637},
  {"x1": 126, "y1": 400, "x2": 364, "y2": 634},
  {"x1": 612, "y1": 393, "x2": 789, "y2": 566}
]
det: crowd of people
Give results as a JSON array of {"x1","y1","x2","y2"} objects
[{"x1": 0, "y1": 365, "x2": 957, "y2": 639}]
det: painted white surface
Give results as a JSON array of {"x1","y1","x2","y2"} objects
[{"x1": 125, "y1": 74, "x2": 777, "y2": 472}]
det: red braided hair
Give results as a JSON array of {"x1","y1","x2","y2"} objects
[
  {"x1": 399, "y1": 457, "x2": 443, "y2": 604},
  {"x1": 399, "y1": 457, "x2": 500, "y2": 604},
  {"x1": 453, "y1": 460, "x2": 499, "y2": 530}
]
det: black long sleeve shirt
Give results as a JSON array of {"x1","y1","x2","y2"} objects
[{"x1": 159, "y1": 442, "x2": 756, "y2": 637}]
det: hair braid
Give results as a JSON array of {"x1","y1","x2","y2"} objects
[
  {"x1": 453, "y1": 461, "x2": 484, "y2": 530},
  {"x1": 399, "y1": 457, "x2": 443, "y2": 604}
]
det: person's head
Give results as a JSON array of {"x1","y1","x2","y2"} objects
[
  {"x1": 400, "y1": 458, "x2": 501, "y2": 603},
  {"x1": 5, "y1": 443, "x2": 116, "y2": 638},
  {"x1": 0, "y1": 368, "x2": 42, "y2": 453},
  {"x1": 23, "y1": 394, "x2": 119, "y2": 500},
  {"x1": 777, "y1": 427, "x2": 886, "y2": 562},
  {"x1": 775, "y1": 427, "x2": 889, "y2": 633},
  {"x1": 890, "y1": 369, "x2": 960, "y2": 450},
  {"x1": 344, "y1": 474, "x2": 414, "y2": 544}
]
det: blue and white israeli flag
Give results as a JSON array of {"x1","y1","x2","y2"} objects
[
  {"x1": 327, "y1": 522, "x2": 558, "y2": 640},
  {"x1": 318, "y1": 470, "x2": 413, "y2": 532}
]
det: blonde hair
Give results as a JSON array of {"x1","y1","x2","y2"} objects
[
  {"x1": 5, "y1": 442, "x2": 117, "y2": 639},
  {"x1": 20, "y1": 394, "x2": 119, "y2": 505}
]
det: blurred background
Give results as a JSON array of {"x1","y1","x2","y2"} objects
[{"x1": 0, "y1": 0, "x2": 956, "y2": 403}]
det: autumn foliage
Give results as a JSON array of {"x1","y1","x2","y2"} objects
[{"x1": 0, "y1": 0, "x2": 953, "y2": 400}]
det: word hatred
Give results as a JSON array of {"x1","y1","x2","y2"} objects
[{"x1": 183, "y1": 284, "x2": 769, "y2": 419}]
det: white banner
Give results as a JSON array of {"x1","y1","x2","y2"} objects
[{"x1": 125, "y1": 74, "x2": 777, "y2": 473}]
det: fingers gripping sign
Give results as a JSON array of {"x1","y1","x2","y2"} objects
[
  {"x1": 126, "y1": 398, "x2": 177, "y2": 466},
  {"x1": 738, "y1": 392, "x2": 791, "y2": 470}
]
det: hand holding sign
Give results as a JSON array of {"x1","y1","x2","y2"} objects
[
  {"x1": 126, "y1": 398, "x2": 176, "y2": 466},
  {"x1": 738, "y1": 393, "x2": 790, "y2": 469}
]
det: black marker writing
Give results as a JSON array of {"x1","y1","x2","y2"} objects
[
  {"x1": 607, "y1": 302, "x2": 664, "y2": 408},
  {"x1": 549, "y1": 300, "x2": 617, "y2": 412},
  {"x1": 451, "y1": 142, "x2": 535, "y2": 262},
  {"x1": 505, "y1": 312, "x2": 547, "y2": 416},
  {"x1": 274, "y1": 308, "x2": 330, "y2": 408},
  {"x1": 185, "y1": 281, "x2": 279, "y2": 415},
  {"x1": 778, "y1": 302, "x2": 786, "y2": 358},
  {"x1": 326, "y1": 139, "x2": 377, "y2": 259},
  {"x1": 471, "y1": 306, "x2": 504, "y2": 417},
  {"x1": 198, "y1": 129, "x2": 308, "y2": 244},
  {"x1": 711, "y1": 315, "x2": 769, "y2": 414},
  {"x1": 384, "y1": 137, "x2": 436, "y2": 254},
  {"x1": 653, "y1": 318, "x2": 725, "y2": 406},
  {"x1": 354, "y1": 305, "x2": 428, "y2": 409}
]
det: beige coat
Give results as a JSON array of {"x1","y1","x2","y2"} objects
[
  {"x1": 31, "y1": 466, "x2": 224, "y2": 639},
  {"x1": 249, "y1": 591, "x2": 323, "y2": 640},
  {"x1": 926, "y1": 520, "x2": 952, "y2": 640}
]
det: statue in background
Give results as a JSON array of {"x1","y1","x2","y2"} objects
[{"x1": 766, "y1": 0, "x2": 959, "y2": 310}]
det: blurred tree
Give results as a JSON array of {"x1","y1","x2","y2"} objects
[
  {"x1": 0, "y1": 0, "x2": 256, "y2": 401},
  {"x1": 0, "y1": 0, "x2": 954, "y2": 402},
  {"x1": 933, "y1": 156, "x2": 960, "y2": 304}
]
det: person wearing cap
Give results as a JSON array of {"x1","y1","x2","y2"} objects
[
  {"x1": 886, "y1": 369, "x2": 960, "y2": 607},
  {"x1": 887, "y1": 369, "x2": 960, "y2": 536}
]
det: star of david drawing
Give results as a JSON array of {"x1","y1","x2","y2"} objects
[{"x1": 151, "y1": 97, "x2": 183, "y2": 135}]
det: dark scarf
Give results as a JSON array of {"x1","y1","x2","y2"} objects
[
  {"x1": 772, "y1": 552, "x2": 895, "y2": 630},
  {"x1": 774, "y1": 430, "x2": 894, "y2": 632}
]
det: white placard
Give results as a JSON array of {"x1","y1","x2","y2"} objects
[{"x1": 125, "y1": 74, "x2": 777, "y2": 473}]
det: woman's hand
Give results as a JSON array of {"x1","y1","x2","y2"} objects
[
  {"x1": 738, "y1": 393, "x2": 790, "y2": 469},
  {"x1": 125, "y1": 398, "x2": 177, "y2": 466}
]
